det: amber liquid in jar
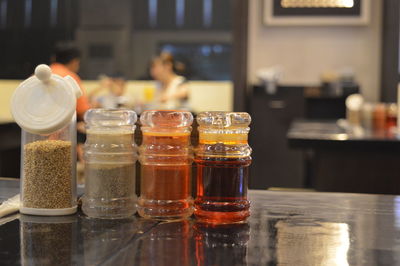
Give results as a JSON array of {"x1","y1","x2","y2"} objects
[
  {"x1": 195, "y1": 157, "x2": 251, "y2": 223},
  {"x1": 386, "y1": 103, "x2": 398, "y2": 131},
  {"x1": 194, "y1": 111, "x2": 252, "y2": 224},
  {"x1": 138, "y1": 132, "x2": 193, "y2": 220}
]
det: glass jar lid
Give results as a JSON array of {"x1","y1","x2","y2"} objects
[
  {"x1": 197, "y1": 112, "x2": 251, "y2": 144},
  {"x1": 140, "y1": 110, "x2": 193, "y2": 134},
  {"x1": 84, "y1": 109, "x2": 137, "y2": 129},
  {"x1": 197, "y1": 112, "x2": 251, "y2": 128}
]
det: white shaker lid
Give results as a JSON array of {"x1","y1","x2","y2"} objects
[{"x1": 11, "y1": 64, "x2": 82, "y2": 135}]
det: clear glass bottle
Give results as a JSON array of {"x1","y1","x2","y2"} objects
[
  {"x1": 194, "y1": 112, "x2": 252, "y2": 224},
  {"x1": 373, "y1": 103, "x2": 387, "y2": 137},
  {"x1": 11, "y1": 64, "x2": 81, "y2": 216},
  {"x1": 386, "y1": 103, "x2": 398, "y2": 130},
  {"x1": 82, "y1": 109, "x2": 138, "y2": 219},
  {"x1": 138, "y1": 110, "x2": 194, "y2": 220}
]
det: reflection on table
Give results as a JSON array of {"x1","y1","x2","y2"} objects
[{"x1": 1, "y1": 180, "x2": 400, "y2": 265}]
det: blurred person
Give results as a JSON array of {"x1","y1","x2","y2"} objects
[
  {"x1": 150, "y1": 52, "x2": 189, "y2": 110},
  {"x1": 50, "y1": 44, "x2": 91, "y2": 120},
  {"x1": 89, "y1": 74, "x2": 132, "y2": 109},
  {"x1": 50, "y1": 44, "x2": 92, "y2": 166},
  {"x1": 88, "y1": 75, "x2": 114, "y2": 107}
]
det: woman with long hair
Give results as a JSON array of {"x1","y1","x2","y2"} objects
[{"x1": 150, "y1": 52, "x2": 189, "y2": 110}]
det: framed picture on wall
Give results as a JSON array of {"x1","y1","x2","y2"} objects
[{"x1": 264, "y1": 0, "x2": 371, "y2": 26}]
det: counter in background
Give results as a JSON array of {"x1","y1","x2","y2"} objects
[
  {"x1": 248, "y1": 84, "x2": 358, "y2": 190},
  {"x1": 0, "y1": 80, "x2": 233, "y2": 122},
  {"x1": 288, "y1": 120, "x2": 400, "y2": 194}
]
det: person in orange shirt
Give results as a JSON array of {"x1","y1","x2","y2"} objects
[{"x1": 50, "y1": 45, "x2": 91, "y2": 120}]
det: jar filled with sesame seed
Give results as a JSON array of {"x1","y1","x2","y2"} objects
[
  {"x1": 10, "y1": 64, "x2": 81, "y2": 216},
  {"x1": 82, "y1": 109, "x2": 138, "y2": 219}
]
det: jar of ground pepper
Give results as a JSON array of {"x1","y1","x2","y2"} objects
[{"x1": 82, "y1": 109, "x2": 138, "y2": 219}]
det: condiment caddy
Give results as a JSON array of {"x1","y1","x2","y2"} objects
[{"x1": 4, "y1": 64, "x2": 253, "y2": 224}]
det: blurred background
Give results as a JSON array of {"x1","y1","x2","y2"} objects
[{"x1": 1, "y1": 0, "x2": 400, "y2": 194}]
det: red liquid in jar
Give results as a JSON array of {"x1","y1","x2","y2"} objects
[
  {"x1": 138, "y1": 133, "x2": 193, "y2": 219},
  {"x1": 194, "y1": 157, "x2": 251, "y2": 224}
]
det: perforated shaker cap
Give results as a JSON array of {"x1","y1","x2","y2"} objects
[{"x1": 11, "y1": 64, "x2": 82, "y2": 135}]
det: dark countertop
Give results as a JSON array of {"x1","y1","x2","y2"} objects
[
  {"x1": 2, "y1": 179, "x2": 400, "y2": 265},
  {"x1": 287, "y1": 119, "x2": 400, "y2": 150}
]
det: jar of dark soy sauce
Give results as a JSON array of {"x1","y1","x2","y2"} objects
[{"x1": 194, "y1": 112, "x2": 252, "y2": 224}]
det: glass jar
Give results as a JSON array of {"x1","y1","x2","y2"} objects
[
  {"x1": 373, "y1": 103, "x2": 387, "y2": 136},
  {"x1": 82, "y1": 109, "x2": 138, "y2": 219},
  {"x1": 386, "y1": 103, "x2": 398, "y2": 130},
  {"x1": 138, "y1": 110, "x2": 194, "y2": 220},
  {"x1": 11, "y1": 64, "x2": 81, "y2": 216},
  {"x1": 194, "y1": 112, "x2": 252, "y2": 224},
  {"x1": 361, "y1": 103, "x2": 373, "y2": 131}
]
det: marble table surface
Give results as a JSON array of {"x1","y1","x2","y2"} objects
[{"x1": 1, "y1": 178, "x2": 400, "y2": 265}]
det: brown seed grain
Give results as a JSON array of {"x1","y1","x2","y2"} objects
[{"x1": 23, "y1": 140, "x2": 72, "y2": 209}]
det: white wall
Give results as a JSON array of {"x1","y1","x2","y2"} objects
[
  {"x1": 76, "y1": 0, "x2": 133, "y2": 79},
  {"x1": 247, "y1": 0, "x2": 382, "y2": 101}
]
